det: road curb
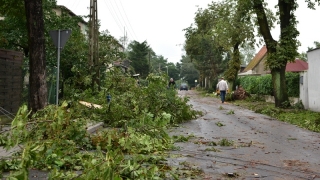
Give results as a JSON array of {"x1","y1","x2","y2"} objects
[{"x1": 86, "y1": 122, "x2": 104, "y2": 134}]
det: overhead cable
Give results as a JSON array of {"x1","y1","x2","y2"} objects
[
  {"x1": 119, "y1": 0, "x2": 138, "y2": 40},
  {"x1": 103, "y1": 0, "x2": 124, "y2": 33},
  {"x1": 113, "y1": 0, "x2": 137, "y2": 40}
]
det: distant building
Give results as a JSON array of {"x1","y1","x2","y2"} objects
[
  {"x1": 53, "y1": 5, "x2": 88, "y2": 35},
  {"x1": 240, "y1": 46, "x2": 268, "y2": 75},
  {"x1": 239, "y1": 64, "x2": 247, "y2": 73},
  {"x1": 239, "y1": 46, "x2": 308, "y2": 76},
  {"x1": 285, "y1": 59, "x2": 308, "y2": 72}
]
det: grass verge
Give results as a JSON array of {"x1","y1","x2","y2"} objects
[{"x1": 232, "y1": 98, "x2": 320, "y2": 132}]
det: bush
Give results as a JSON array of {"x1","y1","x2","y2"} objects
[
  {"x1": 239, "y1": 72, "x2": 299, "y2": 97},
  {"x1": 286, "y1": 72, "x2": 300, "y2": 97}
]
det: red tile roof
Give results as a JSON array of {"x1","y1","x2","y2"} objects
[
  {"x1": 286, "y1": 59, "x2": 308, "y2": 72},
  {"x1": 243, "y1": 46, "x2": 267, "y2": 72}
]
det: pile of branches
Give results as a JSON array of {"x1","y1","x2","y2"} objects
[{"x1": 233, "y1": 86, "x2": 250, "y2": 100}]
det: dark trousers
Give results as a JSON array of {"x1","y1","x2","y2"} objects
[{"x1": 220, "y1": 90, "x2": 226, "y2": 103}]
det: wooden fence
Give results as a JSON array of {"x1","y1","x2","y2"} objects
[{"x1": 0, "y1": 49, "x2": 23, "y2": 114}]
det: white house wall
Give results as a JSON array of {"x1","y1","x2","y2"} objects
[
  {"x1": 299, "y1": 71, "x2": 308, "y2": 109},
  {"x1": 307, "y1": 49, "x2": 320, "y2": 112},
  {"x1": 78, "y1": 22, "x2": 88, "y2": 35}
]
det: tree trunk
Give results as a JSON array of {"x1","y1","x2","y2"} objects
[
  {"x1": 271, "y1": 66, "x2": 288, "y2": 107},
  {"x1": 225, "y1": 42, "x2": 240, "y2": 91},
  {"x1": 253, "y1": 0, "x2": 290, "y2": 107},
  {"x1": 24, "y1": 0, "x2": 48, "y2": 112}
]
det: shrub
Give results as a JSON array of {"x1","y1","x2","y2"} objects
[{"x1": 239, "y1": 72, "x2": 299, "y2": 97}]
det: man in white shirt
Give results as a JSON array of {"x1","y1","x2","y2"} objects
[{"x1": 216, "y1": 77, "x2": 228, "y2": 103}]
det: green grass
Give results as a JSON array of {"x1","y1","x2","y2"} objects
[
  {"x1": 233, "y1": 100, "x2": 320, "y2": 132},
  {"x1": 227, "y1": 110, "x2": 235, "y2": 115},
  {"x1": 172, "y1": 134, "x2": 195, "y2": 142},
  {"x1": 197, "y1": 89, "x2": 320, "y2": 132},
  {"x1": 215, "y1": 122, "x2": 225, "y2": 127},
  {"x1": 204, "y1": 147, "x2": 220, "y2": 152},
  {"x1": 219, "y1": 138, "x2": 234, "y2": 146}
]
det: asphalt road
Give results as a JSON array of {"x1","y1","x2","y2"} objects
[{"x1": 168, "y1": 90, "x2": 320, "y2": 180}]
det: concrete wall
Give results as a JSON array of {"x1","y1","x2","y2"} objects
[
  {"x1": 264, "y1": 95, "x2": 299, "y2": 105},
  {"x1": 307, "y1": 48, "x2": 320, "y2": 112},
  {"x1": 299, "y1": 71, "x2": 308, "y2": 109}
]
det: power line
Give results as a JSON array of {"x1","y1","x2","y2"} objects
[
  {"x1": 103, "y1": 0, "x2": 124, "y2": 33},
  {"x1": 120, "y1": 0, "x2": 138, "y2": 39},
  {"x1": 74, "y1": 1, "x2": 81, "y2": 11},
  {"x1": 71, "y1": 0, "x2": 81, "y2": 12},
  {"x1": 111, "y1": 0, "x2": 134, "y2": 41},
  {"x1": 65, "y1": 0, "x2": 72, "y2": 7}
]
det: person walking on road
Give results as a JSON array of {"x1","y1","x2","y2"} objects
[{"x1": 216, "y1": 77, "x2": 228, "y2": 103}]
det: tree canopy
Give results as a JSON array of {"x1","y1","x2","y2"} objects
[{"x1": 127, "y1": 40, "x2": 150, "y2": 79}]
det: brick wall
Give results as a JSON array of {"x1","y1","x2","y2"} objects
[{"x1": 0, "y1": 49, "x2": 23, "y2": 114}]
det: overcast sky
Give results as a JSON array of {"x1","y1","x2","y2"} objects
[{"x1": 56, "y1": 0, "x2": 320, "y2": 64}]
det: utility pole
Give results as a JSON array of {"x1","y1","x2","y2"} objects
[{"x1": 89, "y1": 0, "x2": 99, "y2": 90}]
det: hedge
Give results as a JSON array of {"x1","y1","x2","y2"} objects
[{"x1": 239, "y1": 72, "x2": 300, "y2": 97}]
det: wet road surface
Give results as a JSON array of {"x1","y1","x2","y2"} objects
[{"x1": 168, "y1": 90, "x2": 320, "y2": 180}]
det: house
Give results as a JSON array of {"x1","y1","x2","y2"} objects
[
  {"x1": 300, "y1": 48, "x2": 320, "y2": 111},
  {"x1": 53, "y1": 5, "x2": 88, "y2": 35},
  {"x1": 239, "y1": 64, "x2": 247, "y2": 73},
  {"x1": 239, "y1": 46, "x2": 317, "y2": 110},
  {"x1": 239, "y1": 46, "x2": 308, "y2": 76},
  {"x1": 239, "y1": 46, "x2": 268, "y2": 76},
  {"x1": 113, "y1": 59, "x2": 131, "y2": 73},
  {"x1": 285, "y1": 59, "x2": 308, "y2": 72},
  {"x1": 1, "y1": 5, "x2": 87, "y2": 35}
]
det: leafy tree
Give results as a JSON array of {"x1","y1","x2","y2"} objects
[
  {"x1": 183, "y1": 8, "x2": 225, "y2": 89},
  {"x1": 179, "y1": 55, "x2": 199, "y2": 87},
  {"x1": 0, "y1": 0, "x2": 87, "y2": 109},
  {"x1": 45, "y1": 6, "x2": 90, "y2": 99},
  {"x1": 244, "y1": 0, "x2": 320, "y2": 107},
  {"x1": 298, "y1": 41, "x2": 320, "y2": 61},
  {"x1": 0, "y1": 1, "x2": 113, "y2": 103},
  {"x1": 0, "y1": 1, "x2": 29, "y2": 55},
  {"x1": 151, "y1": 54, "x2": 166, "y2": 73},
  {"x1": 167, "y1": 62, "x2": 180, "y2": 81},
  {"x1": 98, "y1": 30, "x2": 126, "y2": 79},
  {"x1": 147, "y1": 52, "x2": 180, "y2": 81},
  {"x1": 240, "y1": 42, "x2": 256, "y2": 65},
  {"x1": 127, "y1": 40, "x2": 150, "y2": 78},
  {"x1": 205, "y1": 0, "x2": 255, "y2": 89}
]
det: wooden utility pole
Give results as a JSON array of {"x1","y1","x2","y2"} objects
[{"x1": 89, "y1": 0, "x2": 100, "y2": 90}]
